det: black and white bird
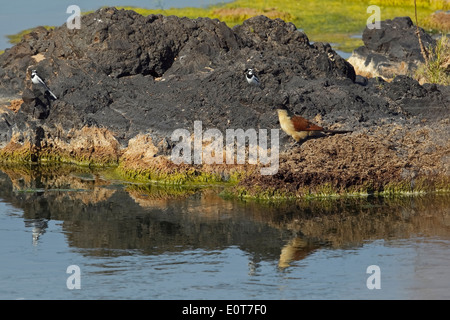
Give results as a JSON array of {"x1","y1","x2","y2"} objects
[
  {"x1": 31, "y1": 70, "x2": 57, "y2": 100},
  {"x1": 244, "y1": 68, "x2": 260, "y2": 87}
]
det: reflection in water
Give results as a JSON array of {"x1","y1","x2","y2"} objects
[
  {"x1": 0, "y1": 164, "x2": 449, "y2": 299},
  {"x1": 25, "y1": 218, "x2": 48, "y2": 246},
  {"x1": 278, "y1": 237, "x2": 321, "y2": 269}
]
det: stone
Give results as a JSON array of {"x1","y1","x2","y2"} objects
[{"x1": 348, "y1": 17, "x2": 436, "y2": 80}]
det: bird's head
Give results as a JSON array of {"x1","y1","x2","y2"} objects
[
  {"x1": 272, "y1": 104, "x2": 288, "y2": 111},
  {"x1": 244, "y1": 68, "x2": 254, "y2": 76},
  {"x1": 273, "y1": 104, "x2": 292, "y2": 118},
  {"x1": 31, "y1": 70, "x2": 37, "y2": 75}
]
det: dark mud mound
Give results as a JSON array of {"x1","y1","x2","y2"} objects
[
  {"x1": 348, "y1": 16, "x2": 435, "y2": 80},
  {"x1": 0, "y1": 8, "x2": 448, "y2": 195}
]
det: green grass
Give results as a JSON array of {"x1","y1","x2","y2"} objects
[
  {"x1": 6, "y1": 26, "x2": 54, "y2": 45},
  {"x1": 415, "y1": 34, "x2": 450, "y2": 85},
  {"x1": 368, "y1": 0, "x2": 449, "y2": 10}
]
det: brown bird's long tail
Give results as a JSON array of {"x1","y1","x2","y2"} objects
[{"x1": 323, "y1": 130, "x2": 353, "y2": 134}]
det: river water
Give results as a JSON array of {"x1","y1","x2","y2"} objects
[{"x1": 0, "y1": 165, "x2": 449, "y2": 300}]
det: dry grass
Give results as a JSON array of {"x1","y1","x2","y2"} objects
[
  {"x1": 210, "y1": 7, "x2": 293, "y2": 23},
  {"x1": 422, "y1": 11, "x2": 450, "y2": 32}
]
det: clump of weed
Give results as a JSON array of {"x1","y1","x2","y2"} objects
[
  {"x1": 415, "y1": 34, "x2": 450, "y2": 85},
  {"x1": 210, "y1": 7, "x2": 293, "y2": 24},
  {"x1": 422, "y1": 11, "x2": 450, "y2": 33}
]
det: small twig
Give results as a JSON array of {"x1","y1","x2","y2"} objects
[{"x1": 414, "y1": 0, "x2": 429, "y2": 65}]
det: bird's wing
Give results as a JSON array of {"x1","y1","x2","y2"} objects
[
  {"x1": 36, "y1": 76, "x2": 50, "y2": 89},
  {"x1": 291, "y1": 115, "x2": 324, "y2": 131},
  {"x1": 35, "y1": 75, "x2": 57, "y2": 99}
]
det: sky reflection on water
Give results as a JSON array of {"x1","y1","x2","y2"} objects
[{"x1": 0, "y1": 167, "x2": 449, "y2": 299}]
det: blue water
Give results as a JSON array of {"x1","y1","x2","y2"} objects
[
  {"x1": 0, "y1": 166, "x2": 449, "y2": 300},
  {"x1": 2, "y1": 198, "x2": 449, "y2": 300},
  {"x1": 0, "y1": 0, "x2": 230, "y2": 50}
]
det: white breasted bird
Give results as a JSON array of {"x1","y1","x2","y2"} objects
[
  {"x1": 244, "y1": 68, "x2": 260, "y2": 86},
  {"x1": 31, "y1": 70, "x2": 57, "y2": 100}
]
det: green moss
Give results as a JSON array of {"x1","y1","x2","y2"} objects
[
  {"x1": 0, "y1": 148, "x2": 118, "y2": 168},
  {"x1": 124, "y1": 182, "x2": 201, "y2": 198},
  {"x1": 224, "y1": 185, "x2": 297, "y2": 201},
  {"x1": 0, "y1": 147, "x2": 34, "y2": 164},
  {"x1": 225, "y1": 175, "x2": 450, "y2": 201},
  {"x1": 115, "y1": 164, "x2": 236, "y2": 186},
  {"x1": 1, "y1": 147, "x2": 448, "y2": 199}
]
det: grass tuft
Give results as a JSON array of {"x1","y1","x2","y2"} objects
[
  {"x1": 415, "y1": 34, "x2": 450, "y2": 85},
  {"x1": 422, "y1": 11, "x2": 450, "y2": 33}
]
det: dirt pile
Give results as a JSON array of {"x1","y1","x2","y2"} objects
[{"x1": 0, "y1": 8, "x2": 448, "y2": 196}]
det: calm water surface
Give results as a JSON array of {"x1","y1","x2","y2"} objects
[{"x1": 0, "y1": 166, "x2": 449, "y2": 300}]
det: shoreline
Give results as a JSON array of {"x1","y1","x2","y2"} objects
[
  {"x1": 0, "y1": 160, "x2": 448, "y2": 202},
  {"x1": 1, "y1": 139, "x2": 448, "y2": 201},
  {"x1": 0, "y1": 10, "x2": 448, "y2": 201}
]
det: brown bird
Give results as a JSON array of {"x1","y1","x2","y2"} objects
[{"x1": 274, "y1": 104, "x2": 352, "y2": 143}]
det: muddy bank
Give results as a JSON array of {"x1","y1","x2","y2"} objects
[
  {"x1": 234, "y1": 124, "x2": 449, "y2": 198},
  {"x1": 0, "y1": 8, "x2": 448, "y2": 197}
]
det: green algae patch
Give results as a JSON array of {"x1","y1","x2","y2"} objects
[
  {"x1": 226, "y1": 175, "x2": 450, "y2": 202},
  {"x1": 1, "y1": 147, "x2": 448, "y2": 200},
  {"x1": 0, "y1": 148, "x2": 118, "y2": 168},
  {"x1": 0, "y1": 142, "x2": 36, "y2": 164},
  {"x1": 115, "y1": 160, "x2": 249, "y2": 187},
  {"x1": 124, "y1": 182, "x2": 202, "y2": 200}
]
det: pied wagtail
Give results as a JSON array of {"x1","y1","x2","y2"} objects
[
  {"x1": 31, "y1": 70, "x2": 57, "y2": 100},
  {"x1": 244, "y1": 68, "x2": 260, "y2": 87}
]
